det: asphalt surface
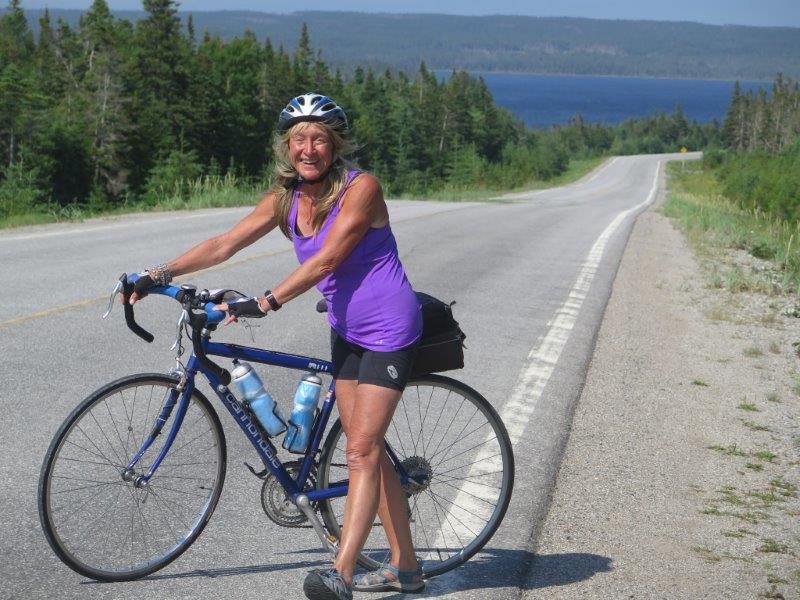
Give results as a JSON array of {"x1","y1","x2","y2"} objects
[{"x1": 0, "y1": 153, "x2": 695, "y2": 600}]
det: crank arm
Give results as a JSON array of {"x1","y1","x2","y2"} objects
[{"x1": 295, "y1": 494, "x2": 338, "y2": 558}]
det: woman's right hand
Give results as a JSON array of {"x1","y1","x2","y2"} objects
[{"x1": 120, "y1": 272, "x2": 156, "y2": 305}]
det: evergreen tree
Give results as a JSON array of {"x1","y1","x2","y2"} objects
[
  {"x1": 292, "y1": 23, "x2": 313, "y2": 91},
  {"x1": 79, "y1": 0, "x2": 128, "y2": 202},
  {"x1": 127, "y1": 0, "x2": 192, "y2": 189},
  {"x1": 0, "y1": 1, "x2": 38, "y2": 169}
]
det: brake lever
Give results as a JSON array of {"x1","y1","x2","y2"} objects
[{"x1": 102, "y1": 280, "x2": 124, "y2": 319}]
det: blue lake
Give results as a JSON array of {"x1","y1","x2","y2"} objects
[{"x1": 442, "y1": 72, "x2": 769, "y2": 128}]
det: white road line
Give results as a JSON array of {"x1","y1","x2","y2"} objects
[{"x1": 431, "y1": 160, "x2": 662, "y2": 583}]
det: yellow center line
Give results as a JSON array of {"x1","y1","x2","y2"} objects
[{"x1": 0, "y1": 248, "x2": 292, "y2": 331}]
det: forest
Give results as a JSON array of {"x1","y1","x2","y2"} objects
[
  {"x1": 712, "y1": 75, "x2": 800, "y2": 221},
  {"x1": 1, "y1": 0, "x2": 725, "y2": 225}
]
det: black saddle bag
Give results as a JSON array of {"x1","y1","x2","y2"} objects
[{"x1": 410, "y1": 292, "x2": 466, "y2": 377}]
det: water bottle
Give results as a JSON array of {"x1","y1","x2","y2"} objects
[
  {"x1": 283, "y1": 373, "x2": 323, "y2": 453},
  {"x1": 231, "y1": 361, "x2": 286, "y2": 437}
]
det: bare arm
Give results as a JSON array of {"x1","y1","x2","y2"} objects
[{"x1": 131, "y1": 192, "x2": 279, "y2": 302}]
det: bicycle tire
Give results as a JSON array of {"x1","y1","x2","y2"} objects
[
  {"x1": 317, "y1": 374, "x2": 514, "y2": 578},
  {"x1": 38, "y1": 373, "x2": 227, "y2": 582}
]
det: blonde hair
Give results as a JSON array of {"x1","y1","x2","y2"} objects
[{"x1": 270, "y1": 121, "x2": 357, "y2": 238}]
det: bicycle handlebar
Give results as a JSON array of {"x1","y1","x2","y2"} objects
[{"x1": 118, "y1": 273, "x2": 231, "y2": 385}]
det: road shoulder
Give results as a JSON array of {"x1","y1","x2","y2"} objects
[{"x1": 523, "y1": 198, "x2": 800, "y2": 598}]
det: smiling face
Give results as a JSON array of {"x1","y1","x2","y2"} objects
[{"x1": 288, "y1": 122, "x2": 334, "y2": 182}]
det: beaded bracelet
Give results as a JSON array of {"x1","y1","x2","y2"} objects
[{"x1": 145, "y1": 263, "x2": 173, "y2": 286}]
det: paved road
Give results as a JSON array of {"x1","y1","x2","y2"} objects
[{"x1": 0, "y1": 153, "x2": 695, "y2": 600}]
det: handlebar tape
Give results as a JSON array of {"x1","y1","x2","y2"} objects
[{"x1": 121, "y1": 273, "x2": 155, "y2": 343}]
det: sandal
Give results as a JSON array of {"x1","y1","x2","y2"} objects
[{"x1": 353, "y1": 562, "x2": 425, "y2": 593}]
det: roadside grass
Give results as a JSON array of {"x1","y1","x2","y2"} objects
[
  {"x1": 661, "y1": 162, "x2": 800, "y2": 294},
  {"x1": 759, "y1": 539, "x2": 789, "y2": 554},
  {"x1": 738, "y1": 401, "x2": 760, "y2": 412},
  {"x1": 744, "y1": 346, "x2": 764, "y2": 358},
  {"x1": 770, "y1": 478, "x2": 797, "y2": 498},
  {"x1": 741, "y1": 419, "x2": 771, "y2": 432},
  {"x1": 691, "y1": 545, "x2": 722, "y2": 562},
  {"x1": 709, "y1": 444, "x2": 747, "y2": 457},
  {"x1": 1, "y1": 156, "x2": 608, "y2": 230},
  {"x1": 722, "y1": 529, "x2": 753, "y2": 539},
  {"x1": 0, "y1": 173, "x2": 264, "y2": 230},
  {"x1": 752, "y1": 450, "x2": 778, "y2": 463}
]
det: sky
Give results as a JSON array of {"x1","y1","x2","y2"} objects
[{"x1": 17, "y1": 0, "x2": 800, "y2": 28}]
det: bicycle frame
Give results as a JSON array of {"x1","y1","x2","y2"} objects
[{"x1": 126, "y1": 337, "x2": 349, "y2": 505}]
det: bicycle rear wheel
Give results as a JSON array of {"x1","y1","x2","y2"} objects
[
  {"x1": 317, "y1": 374, "x2": 514, "y2": 578},
  {"x1": 38, "y1": 373, "x2": 227, "y2": 581}
]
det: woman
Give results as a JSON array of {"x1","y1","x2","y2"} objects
[{"x1": 130, "y1": 93, "x2": 424, "y2": 600}]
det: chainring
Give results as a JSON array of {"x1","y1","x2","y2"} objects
[{"x1": 260, "y1": 460, "x2": 318, "y2": 528}]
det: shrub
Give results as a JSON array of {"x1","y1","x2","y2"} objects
[
  {"x1": 0, "y1": 161, "x2": 45, "y2": 218},
  {"x1": 143, "y1": 149, "x2": 204, "y2": 205}
]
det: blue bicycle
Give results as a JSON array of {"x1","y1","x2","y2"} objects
[{"x1": 38, "y1": 275, "x2": 514, "y2": 582}]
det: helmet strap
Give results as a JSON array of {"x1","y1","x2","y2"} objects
[{"x1": 297, "y1": 173, "x2": 328, "y2": 186}]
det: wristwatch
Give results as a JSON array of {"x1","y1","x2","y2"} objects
[{"x1": 264, "y1": 290, "x2": 282, "y2": 311}]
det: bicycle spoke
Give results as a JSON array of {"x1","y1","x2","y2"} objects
[
  {"x1": 428, "y1": 488, "x2": 481, "y2": 539},
  {"x1": 433, "y1": 473, "x2": 504, "y2": 489},
  {"x1": 51, "y1": 479, "x2": 128, "y2": 495},
  {"x1": 426, "y1": 392, "x2": 466, "y2": 460},
  {"x1": 427, "y1": 486, "x2": 466, "y2": 550},
  {"x1": 77, "y1": 420, "x2": 124, "y2": 469},
  {"x1": 104, "y1": 396, "x2": 132, "y2": 464},
  {"x1": 431, "y1": 435, "x2": 499, "y2": 470},
  {"x1": 430, "y1": 482, "x2": 497, "y2": 515},
  {"x1": 427, "y1": 405, "x2": 479, "y2": 464},
  {"x1": 435, "y1": 455, "x2": 504, "y2": 477},
  {"x1": 62, "y1": 438, "x2": 121, "y2": 469}
]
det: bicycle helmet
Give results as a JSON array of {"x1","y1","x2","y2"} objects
[{"x1": 277, "y1": 93, "x2": 348, "y2": 134}]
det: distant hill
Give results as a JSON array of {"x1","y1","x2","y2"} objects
[{"x1": 19, "y1": 9, "x2": 800, "y2": 80}]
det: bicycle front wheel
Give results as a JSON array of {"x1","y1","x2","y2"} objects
[
  {"x1": 38, "y1": 373, "x2": 227, "y2": 581},
  {"x1": 318, "y1": 374, "x2": 514, "y2": 578}
]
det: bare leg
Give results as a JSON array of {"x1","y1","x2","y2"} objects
[{"x1": 333, "y1": 380, "x2": 418, "y2": 582}]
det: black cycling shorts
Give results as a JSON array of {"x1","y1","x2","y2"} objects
[{"x1": 330, "y1": 329, "x2": 418, "y2": 391}]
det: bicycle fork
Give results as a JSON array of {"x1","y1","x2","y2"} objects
[{"x1": 123, "y1": 374, "x2": 194, "y2": 488}]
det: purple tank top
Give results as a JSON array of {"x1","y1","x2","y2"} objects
[{"x1": 289, "y1": 170, "x2": 422, "y2": 351}]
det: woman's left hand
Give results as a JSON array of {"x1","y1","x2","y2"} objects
[{"x1": 214, "y1": 297, "x2": 267, "y2": 325}]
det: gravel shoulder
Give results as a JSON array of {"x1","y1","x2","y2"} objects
[{"x1": 523, "y1": 193, "x2": 800, "y2": 598}]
